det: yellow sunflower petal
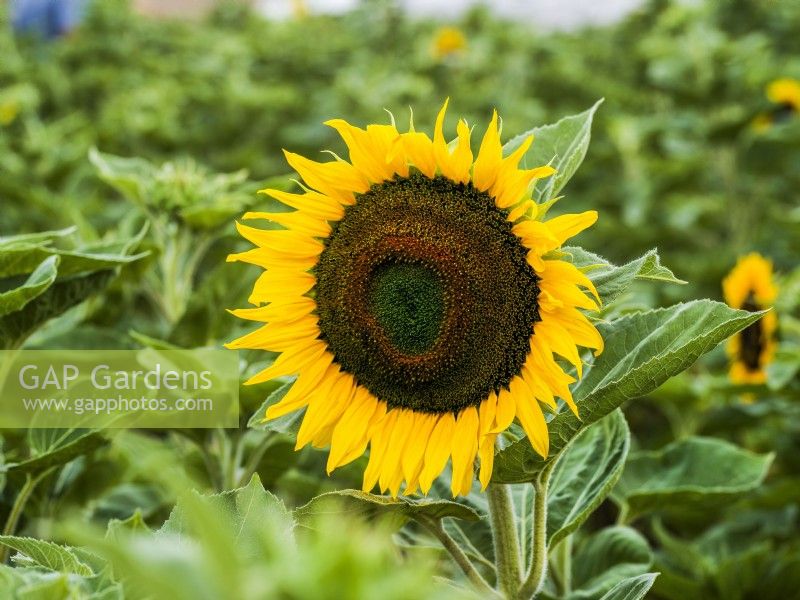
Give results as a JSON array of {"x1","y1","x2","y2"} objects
[
  {"x1": 472, "y1": 110, "x2": 502, "y2": 192},
  {"x1": 419, "y1": 413, "x2": 456, "y2": 494},
  {"x1": 511, "y1": 376, "x2": 549, "y2": 458},
  {"x1": 478, "y1": 433, "x2": 497, "y2": 490},
  {"x1": 259, "y1": 188, "x2": 345, "y2": 221},
  {"x1": 284, "y1": 151, "x2": 369, "y2": 203},
  {"x1": 545, "y1": 211, "x2": 598, "y2": 245},
  {"x1": 450, "y1": 407, "x2": 479, "y2": 497}
]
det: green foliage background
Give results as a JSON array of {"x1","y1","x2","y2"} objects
[{"x1": 1, "y1": 0, "x2": 799, "y2": 598}]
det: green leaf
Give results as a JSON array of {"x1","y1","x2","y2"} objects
[
  {"x1": 89, "y1": 147, "x2": 154, "y2": 208},
  {"x1": 504, "y1": 99, "x2": 603, "y2": 203},
  {"x1": 570, "y1": 527, "x2": 654, "y2": 600},
  {"x1": 598, "y1": 573, "x2": 659, "y2": 600},
  {"x1": 0, "y1": 227, "x2": 77, "y2": 248},
  {"x1": 0, "y1": 536, "x2": 94, "y2": 577},
  {"x1": 562, "y1": 247, "x2": 686, "y2": 305},
  {"x1": 492, "y1": 300, "x2": 764, "y2": 484},
  {"x1": 0, "y1": 228, "x2": 146, "y2": 348},
  {"x1": 547, "y1": 409, "x2": 630, "y2": 546},
  {"x1": 0, "y1": 241, "x2": 146, "y2": 279},
  {"x1": 160, "y1": 474, "x2": 294, "y2": 554},
  {"x1": 0, "y1": 269, "x2": 114, "y2": 349},
  {"x1": 5, "y1": 429, "x2": 108, "y2": 475},
  {"x1": 92, "y1": 484, "x2": 164, "y2": 522},
  {"x1": 613, "y1": 437, "x2": 773, "y2": 521},
  {"x1": 0, "y1": 256, "x2": 59, "y2": 317},
  {"x1": 765, "y1": 345, "x2": 800, "y2": 391},
  {"x1": 294, "y1": 489, "x2": 482, "y2": 530},
  {"x1": 105, "y1": 510, "x2": 152, "y2": 542},
  {"x1": 247, "y1": 381, "x2": 304, "y2": 435}
]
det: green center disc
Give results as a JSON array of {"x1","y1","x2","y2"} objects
[{"x1": 369, "y1": 262, "x2": 445, "y2": 355}]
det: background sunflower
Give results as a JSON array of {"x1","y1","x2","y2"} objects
[{"x1": 722, "y1": 253, "x2": 778, "y2": 384}]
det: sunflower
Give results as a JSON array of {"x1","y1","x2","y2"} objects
[
  {"x1": 227, "y1": 101, "x2": 603, "y2": 497},
  {"x1": 753, "y1": 78, "x2": 800, "y2": 131},
  {"x1": 433, "y1": 26, "x2": 467, "y2": 59},
  {"x1": 722, "y1": 253, "x2": 778, "y2": 385}
]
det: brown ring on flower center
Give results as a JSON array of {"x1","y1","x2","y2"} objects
[{"x1": 314, "y1": 172, "x2": 541, "y2": 414}]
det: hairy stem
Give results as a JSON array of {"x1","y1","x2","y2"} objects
[
  {"x1": 520, "y1": 474, "x2": 549, "y2": 599},
  {"x1": 486, "y1": 482, "x2": 522, "y2": 599},
  {"x1": 419, "y1": 516, "x2": 500, "y2": 598}
]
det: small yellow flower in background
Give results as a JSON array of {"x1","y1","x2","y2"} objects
[
  {"x1": 722, "y1": 253, "x2": 778, "y2": 385},
  {"x1": 227, "y1": 101, "x2": 603, "y2": 497},
  {"x1": 291, "y1": 0, "x2": 308, "y2": 19},
  {"x1": 752, "y1": 77, "x2": 800, "y2": 131},
  {"x1": 0, "y1": 101, "x2": 20, "y2": 126},
  {"x1": 766, "y1": 78, "x2": 800, "y2": 111},
  {"x1": 433, "y1": 26, "x2": 467, "y2": 59}
]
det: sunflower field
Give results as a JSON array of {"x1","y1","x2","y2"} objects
[{"x1": 1, "y1": 0, "x2": 799, "y2": 598}]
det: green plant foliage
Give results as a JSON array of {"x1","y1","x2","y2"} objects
[
  {"x1": 613, "y1": 437, "x2": 773, "y2": 522},
  {"x1": 569, "y1": 527, "x2": 654, "y2": 600},
  {"x1": 546, "y1": 410, "x2": 630, "y2": 547},
  {"x1": 492, "y1": 300, "x2": 763, "y2": 484},
  {"x1": 598, "y1": 573, "x2": 658, "y2": 600},
  {"x1": 2, "y1": 1, "x2": 799, "y2": 597}
]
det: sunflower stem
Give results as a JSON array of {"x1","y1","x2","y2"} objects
[
  {"x1": 486, "y1": 482, "x2": 522, "y2": 599},
  {"x1": 1, "y1": 470, "x2": 51, "y2": 562},
  {"x1": 519, "y1": 473, "x2": 550, "y2": 599},
  {"x1": 419, "y1": 516, "x2": 500, "y2": 598}
]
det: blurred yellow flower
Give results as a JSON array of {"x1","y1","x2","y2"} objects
[
  {"x1": 766, "y1": 78, "x2": 800, "y2": 111},
  {"x1": 722, "y1": 253, "x2": 778, "y2": 385},
  {"x1": 752, "y1": 77, "x2": 800, "y2": 131},
  {"x1": 433, "y1": 26, "x2": 467, "y2": 59},
  {"x1": 0, "y1": 101, "x2": 20, "y2": 126}
]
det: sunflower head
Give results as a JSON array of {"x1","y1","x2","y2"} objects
[
  {"x1": 766, "y1": 78, "x2": 800, "y2": 112},
  {"x1": 722, "y1": 253, "x2": 778, "y2": 385},
  {"x1": 433, "y1": 26, "x2": 467, "y2": 59},
  {"x1": 227, "y1": 101, "x2": 603, "y2": 497},
  {"x1": 754, "y1": 78, "x2": 800, "y2": 130}
]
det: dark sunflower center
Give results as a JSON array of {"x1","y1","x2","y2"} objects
[
  {"x1": 773, "y1": 102, "x2": 797, "y2": 123},
  {"x1": 739, "y1": 296, "x2": 765, "y2": 371},
  {"x1": 315, "y1": 172, "x2": 541, "y2": 414}
]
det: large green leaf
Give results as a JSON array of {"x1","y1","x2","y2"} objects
[
  {"x1": 547, "y1": 409, "x2": 630, "y2": 547},
  {"x1": 5, "y1": 429, "x2": 108, "y2": 476},
  {"x1": 0, "y1": 228, "x2": 146, "y2": 348},
  {"x1": 492, "y1": 300, "x2": 764, "y2": 483},
  {"x1": 598, "y1": 573, "x2": 659, "y2": 600},
  {"x1": 294, "y1": 489, "x2": 482, "y2": 530},
  {"x1": 0, "y1": 243, "x2": 146, "y2": 279},
  {"x1": 0, "y1": 255, "x2": 58, "y2": 317},
  {"x1": 0, "y1": 269, "x2": 117, "y2": 348},
  {"x1": 504, "y1": 100, "x2": 603, "y2": 203},
  {"x1": 613, "y1": 437, "x2": 773, "y2": 521},
  {"x1": 562, "y1": 247, "x2": 685, "y2": 306},
  {"x1": 0, "y1": 227, "x2": 76, "y2": 248},
  {"x1": 160, "y1": 474, "x2": 294, "y2": 551},
  {"x1": 0, "y1": 536, "x2": 94, "y2": 577},
  {"x1": 569, "y1": 527, "x2": 654, "y2": 600}
]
